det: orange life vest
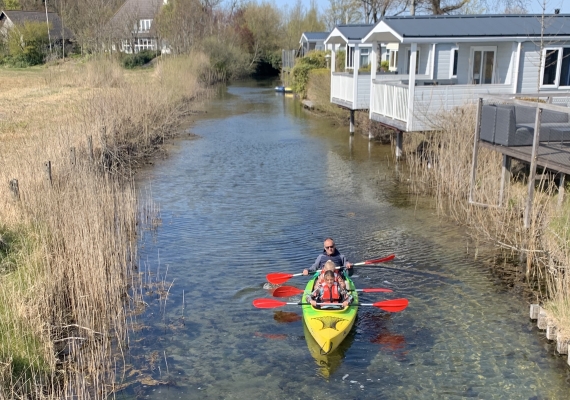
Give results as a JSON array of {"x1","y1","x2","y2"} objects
[{"x1": 321, "y1": 282, "x2": 341, "y2": 303}]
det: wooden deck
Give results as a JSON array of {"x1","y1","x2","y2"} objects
[{"x1": 480, "y1": 140, "x2": 570, "y2": 175}]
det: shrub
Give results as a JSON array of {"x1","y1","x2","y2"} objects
[
  {"x1": 335, "y1": 50, "x2": 345, "y2": 72},
  {"x1": 120, "y1": 50, "x2": 159, "y2": 69},
  {"x1": 380, "y1": 60, "x2": 389, "y2": 72},
  {"x1": 200, "y1": 36, "x2": 252, "y2": 82},
  {"x1": 290, "y1": 50, "x2": 328, "y2": 97},
  {"x1": 6, "y1": 21, "x2": 50, "y2": 66}
]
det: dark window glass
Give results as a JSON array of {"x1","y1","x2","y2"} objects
[
  {"x1": 543, "y1": 49, "x2": 559, "y2": 85},
  {"x1": 560, "y1": 48, "x2": 570, "y2": 86},
  {"x1": 452, "y1": 49, "x2": 458, "y2": 76}
]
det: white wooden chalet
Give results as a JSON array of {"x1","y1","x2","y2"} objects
[
  {"x1": 299, "y1": 32, "x2": 329, "y2": 57},
  {"x1": 359, "y1": 14, "x2": 570, "y2": 132},
  {"x1": 325, "y1": 24, "x2": 375, "y2": 112}
]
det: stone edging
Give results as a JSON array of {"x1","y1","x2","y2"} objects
[{"x1": 530, "y1": 304, "x2": 570, "y2": 363}]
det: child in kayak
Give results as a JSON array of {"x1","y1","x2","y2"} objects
[
  {"x1": 316, "y1": 260, "x2": 347, "y2": 290},
  {"x1": 306, "y1": 270, "x2": 353, "y2": 308}
]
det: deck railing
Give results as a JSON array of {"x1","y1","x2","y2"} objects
[
  {"x1": 371, "y1": 81, "x2": 409, "y2": 122},
  {"x1": 331, "y1": 73, "x2": 372, "y2": 109},
  {"x1": 371, "y1": 81, "x2": 513, "y2": 130},
  {"x1": 331, "y1": 73, "x2": 354, "y2": 104}
]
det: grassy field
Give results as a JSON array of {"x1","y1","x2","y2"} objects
[{"x1": 0, "y1": 55, "x2": 208, "y2": 398}]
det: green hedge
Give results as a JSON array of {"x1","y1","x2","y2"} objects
[
  {"x1": 120, "y1": 50, "x2": 160, "y2": 69},
  {"x1": 290, "y1": 50, "x2": 328, "y2": 97}
]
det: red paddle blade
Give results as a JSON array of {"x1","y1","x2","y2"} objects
[
  {"x1": 266, "y1": 272, "x2": 294, "y2": 285},
  {"x1": 272, "y1": 286, "x2": 304, "y2": 297},
  {"x1": 361, "y1": 288, "x2": 393, "y2": 293},
  {"x1": 364, "y1": 254, "x2": 395, "y2": 264},
  {"x1": 373, "y1": 298, "x2": 408, "y2": 312},
  {"x1": 253, "y1": 298, "x2": 287, "y2": 309}
]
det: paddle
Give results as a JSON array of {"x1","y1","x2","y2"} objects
[
  {"x1": 272, "y1": 286, "x2": 393, "y2": 298},
  {"x1": 265, "y1": 254, "x2": 396, "y2": 285},
  {"x1": 252, "y1": 298, "x2": 408, "y2": 312}
]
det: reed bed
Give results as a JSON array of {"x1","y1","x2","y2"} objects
[
  {"x1": 401, "y1": 105, "x2": 570, "y2": 340},
  {"x1": 0, "y1": 53, "x2": 208, "y2": 398}
]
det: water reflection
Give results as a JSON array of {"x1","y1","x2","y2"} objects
[{"x1": 303, "y1": 319, "x2": 356, "y2": 379}]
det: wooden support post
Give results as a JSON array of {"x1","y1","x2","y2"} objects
[
  {"x1": 88, "y1": 135, "x2": 94, "y2": 162},
  {"x1": 469, "y1": 98, "x2": 483, "y2": 204},
  {"x1": 70, "y1": 147, "x2": 76, "y2": 167},
  {"x1": 395, "y1": 131, "x2": 403, "y2": 160},
  {"x1": 558, "y1": 173, "x2": 565, "y2": 207},
  {"x1": 9, "y1": 179, "x2": 19, "y2": 200},
  {"x1": 499, "y1": 155, "x2": 511, "y2": 207},
  {"x1": 44, "y1": 161, "x2": 52, "y2": 186},
  {"x1": 524, "y1": 107, "x2": 542, "y2": 229},
  {"x1": 350, "y1": 110, "x2": 355, "y2": 135}
]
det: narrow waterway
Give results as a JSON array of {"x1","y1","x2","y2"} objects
[{"x1": 120, "y1": 81, "x2": 569, "y2": 399}]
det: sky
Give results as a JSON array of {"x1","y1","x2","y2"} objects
[{"x1": 270, "y1": 0, "x2": 569, "y2": 16}]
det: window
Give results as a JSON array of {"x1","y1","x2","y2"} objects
[
  {"x1": 346, "y1": 45, "x2": 354, "y2": 69},
  {"x1": 139, "y1": 19, "x2": 152, "y2": 32},
  {"x1": 360, "y1": 48, "x2": 370, "y2": 67},
  {"x1": 389, "y1": 50, "x2": 398, "y2": 71},
  {"x1": 470, "y1": 46, "x2": 496, "y2": 84},
  {"x1": 541, "y1": 47, "x2": 570, "y2": 87},
  {"x1": 406, "y1": 49, "x2": 420, "y2": 74},
  {"x1": 450, "y1": 48, "x2": 458, "y2": 78}
]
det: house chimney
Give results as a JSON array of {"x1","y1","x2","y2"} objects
[{"x1": 554, "y1": 9, "x2": 560, "y2": 14}]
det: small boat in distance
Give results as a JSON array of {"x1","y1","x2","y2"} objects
[{"x1": 275, "y1": 86, "x2": 293, "y2": 93}]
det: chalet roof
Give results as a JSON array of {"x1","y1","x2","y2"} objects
[
  {"x1": 109, "y1": 0, "x2": 163, "y2": 37},
  {"x1": 364, "y1": 14, "x2": 570, "y2": 43},
  {"x1": 0, "y1": 10, "x2": 73, "y2": 40},
  {"x1": 301, "y1": 32, "x2": 329, "y2": 41},
  {"x1": 325, "y1": 24, "x2": 374, "y2": 45}
]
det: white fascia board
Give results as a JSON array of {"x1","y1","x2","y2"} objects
[
  {"x1": 400, "y1": 36, "x2": 570, "y2": 44},
  {"x1": 299, "y1": 34, "x2": 308, "y2": 44},
  {"x1": 324, "y1": 28, "x2": 349, "y2": 45},
  {"x1": 362, "y1": 21, "x2": 403, "y2": 43}
]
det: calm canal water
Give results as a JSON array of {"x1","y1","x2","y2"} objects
[{"x1": 119, "y1": 81, "x2": 570, "y2": 399}]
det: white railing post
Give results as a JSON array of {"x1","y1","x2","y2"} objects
[
  {"x1": 370, "y1": 41, "x2": 378, "y2": 119},
  {"x1": 407, "y1": 43, "x2": 417, "y2": 131},
  {"x1": 330, "y1": 49, "x2": 336, "y2": 103},
  {"x1": 353, "y1": 44, "x2": 360, "y2": 109}
]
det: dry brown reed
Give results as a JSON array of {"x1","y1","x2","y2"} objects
[
  {"x1": 0, "y1": 54, "x2": 208, "y2": 398},
  {"x1": 402, "y1": 104, "x2": 570, "y2": 340}
]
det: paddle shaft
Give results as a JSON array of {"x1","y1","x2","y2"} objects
[{"x1": 266, "y1": 254, "x2": 395, "y2": 285}]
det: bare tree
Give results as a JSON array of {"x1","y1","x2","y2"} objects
[
  {"x1": 324, "y1": 0, "x2": 362, "y2": 29},
  {"x1": 360, "y1": 0, "x2": 407, "y2": 23}
]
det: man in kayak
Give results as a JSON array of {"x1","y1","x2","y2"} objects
[
  {"x1": 306, "y1": 270, "x2": 353, "y2": 308},
  {"x1": 302, "y1": 238, "x2": 353, "y2": 276}
]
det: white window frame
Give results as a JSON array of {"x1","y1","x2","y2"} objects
[
  {"x1": 540, "y1": 47, "x2": 570, "y2": 88},
  {"x1": 406, "y1": 48, "x2": 420, "y2": 74},
  {"x1": 469, "y1": 46, "x2": 497, "y2": 85},
  {"x1": 359, "y1": 47, "x2": 370, "y2": 68},
  {"x1": 449, "y1": 46, "x2": 459, "y2": 79},
  {"x1": 389, "y1": 49, "x2": 398, "y2": 71},
  {"x1": 346, "y1": 45, "x2": 355, "y2": 69},
  {"x1": 139, "y1": 19, "x2": 152, "y2": 33}
]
